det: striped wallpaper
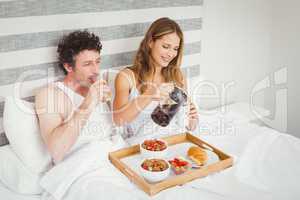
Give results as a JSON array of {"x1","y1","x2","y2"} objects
[{"x1": 0, "y1": 0, "x2": 202, "y2": 146}]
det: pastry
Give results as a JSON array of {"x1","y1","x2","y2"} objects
[{"x1": 187, "y1": 146, "x2": 208, "y2": 166}]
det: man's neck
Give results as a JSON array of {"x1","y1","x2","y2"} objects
[{"x1": 63, "y1": 75, "x2": 89, "y2": 97}]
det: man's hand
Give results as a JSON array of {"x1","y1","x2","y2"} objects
[{"x1": 85, "y1": 79, "x2": 112, "y2": 108}]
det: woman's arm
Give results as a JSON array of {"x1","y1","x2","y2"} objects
[{"x1": 113, "y1": 69, "x2": 157, "y2": 126}]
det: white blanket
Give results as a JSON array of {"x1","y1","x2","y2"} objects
[
  {"x1": 236, "y1": 128, "x2": 300, "y2": 199},
  {"x1": 40, "y1": 136, "x2": 133, "y2": 200},
  {"x1": 39, "y1": 138, "x2": 229, "y2": 200},
  {"x1": 39, "y1": 123, "x2": 300, "y2": 200}
]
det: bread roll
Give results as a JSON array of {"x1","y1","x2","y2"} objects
[{"x1": 187, "y1": 146, "x2": 208, "y2": 166}]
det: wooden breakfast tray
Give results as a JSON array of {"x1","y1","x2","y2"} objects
[{"x1": 108, "y1": 132, "x2": 233, "y2": 196}]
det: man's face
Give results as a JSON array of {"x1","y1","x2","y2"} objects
[{"x1": 66, "y1": 50, "x2": 101, "y2": 87}]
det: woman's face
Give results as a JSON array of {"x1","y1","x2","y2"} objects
[{"x1": 149, "y1": 32, "x2": 180, "y2": 68}]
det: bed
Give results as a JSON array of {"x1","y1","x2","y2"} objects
[
  {"x1": 1, "y1": 102, "x2": 299, "y2": 200},
  {"x1": 0, "y1": 180, "x2": 40, "y2": 200}
]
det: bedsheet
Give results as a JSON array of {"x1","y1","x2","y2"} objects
[{"x1": 0, "y1": 181, "x2": 40, "y2": 200}]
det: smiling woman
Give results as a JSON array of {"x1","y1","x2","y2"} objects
[
  {"x1": 113, "y1": 17, "x2": 199, "y2": 139},
  {"x1": 129, "y1": 17, "x2": 185, "y2": 93}
]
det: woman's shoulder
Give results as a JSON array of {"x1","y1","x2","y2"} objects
[
  {"x1": 115, "y1": 67, "x2": 135, "y2": 89},
  {"x1": 118, "y1": 67, "x2": 133, "y2": 76}
]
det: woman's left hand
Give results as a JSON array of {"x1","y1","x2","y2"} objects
[{"x1": 187, "y1": 102, "x2": 199, "y2": 131}]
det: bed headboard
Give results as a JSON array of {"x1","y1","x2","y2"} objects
[{"x1": 0, "y1": 0, "x2": 202, "y2": 146}]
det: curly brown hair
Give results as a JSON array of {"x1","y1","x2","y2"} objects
[
  {"x1": 57, "y1": 30, "x2": 102, "y2": 74},
  {"x1": 129, "y1": 17, "x2": 184, "y2": 93}
]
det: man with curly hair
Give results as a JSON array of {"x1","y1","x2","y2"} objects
[{"x1": 35, "y1": 31, "x2": 112, "y2": 164}]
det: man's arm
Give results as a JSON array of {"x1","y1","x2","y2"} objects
[{"x1": 35, "y1": 86, "x2": 95, "y2": 164}]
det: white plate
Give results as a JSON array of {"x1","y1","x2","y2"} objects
[{"x1": 166, "y1": 142, "x2": 219, "y2": 166}]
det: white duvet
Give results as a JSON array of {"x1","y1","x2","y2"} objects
[{"x1": 39, "y1": 113, "x2": 300, "y2": 200}]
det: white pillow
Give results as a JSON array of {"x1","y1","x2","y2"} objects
[
  {"x1": 0, "y1": 145, "x2": 43, "y2": 194},
  {"x1": 3, "y1": 96, "x2": 52, "y2": 173}
]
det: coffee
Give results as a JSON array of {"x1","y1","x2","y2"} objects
[{"x1": 151, "y1": 86, "x2": 187, "y2": 127}]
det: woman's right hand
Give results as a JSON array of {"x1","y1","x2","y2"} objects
[
  {"x1": 143, "y1": 83, "x2": 169, "y2": 101},
  {"x1": 143, "y1": 83, "x2": 160, "y2": 101}
]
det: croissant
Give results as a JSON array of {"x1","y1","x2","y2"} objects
[{"x1": 187, "y1": 146, "x2": 208, "y2": 166}]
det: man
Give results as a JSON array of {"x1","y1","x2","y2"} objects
[{"x1": 35, "y1": 31, "x2": 111, "y2": 164}]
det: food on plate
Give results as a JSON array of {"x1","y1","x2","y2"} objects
[
  {"x1": 187, "y1": 146, "x2": 208, "y2": 166},
  {"x1": 141, "y1": 139, "x2": 167, "y2": 151},
  {"x1": 140, "y1": 158, "x2": 170, "y2": 182},
  {"x1": 168, "y1": 157, "x2": 190, "y2": 174},
  {"x1": 141, "y1": 159, "x2": 169, "y2": 172}
]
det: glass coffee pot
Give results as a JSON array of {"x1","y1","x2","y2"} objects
[{"x1": 151, "y1": 85, "x2": 188, "y2": 127}]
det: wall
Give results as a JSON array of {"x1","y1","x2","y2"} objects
[
  {"x1": 268, "y1": 0, "x2": 300, "y2": 137},
  {"x1": 191, "y1": 0, "x2": 299, "y2": 137},
  {"x1": 0, "y1": 0, "x2": 202, "y2": 145},
  {"x1": 194, "y1": 0, "x2": 271, "y2": 109}
]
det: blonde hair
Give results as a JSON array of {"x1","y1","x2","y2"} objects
[{"x1": 129, "y1": 17, "x2": 184, "y2": 93}]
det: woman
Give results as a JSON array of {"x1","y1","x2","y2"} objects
[{"x1": 113, "y1": 17, "x2": 198, "y2": 140}]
